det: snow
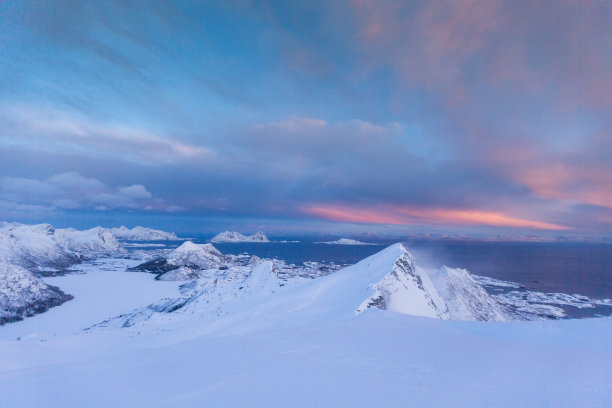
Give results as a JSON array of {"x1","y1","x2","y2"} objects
[
  {"x1": 166, "y1": 241, "x2": 224, "y2": 266},
  {"x1": 0, "y1": 263, "x2": 71, "y2": 324},
  {"x1": 210, "y1": 231, "x2": 270, "y2": 243},
  {"x1": 53, "y1": 227, "x2": 121, "y2": 255},
  {"x1": 429, "y1": 266, "x2": 513, "y2": 321},
  {"x1": 0, "y1": 223, "x2": 123, "y2": 270},
  {"x1": 356, "y1": 247, "x2": 447, "y2": 318},
  {"x1": 0, "y1": 307, "x2": 610, "y2": 407},
  {"x1": 315, "y1": 238, "x2": 377, "y2": 245},
  {"x1": 0, "y1": 233, "x2": 611, "y2": 406},
  {"x1": 0, "y1": 223, "x2": 129, "y2": 322},
  {"x1": 495, "y1": 290, "x2": 612, "y2": 319},
  {"x1": 0, "y1": 257, "x2": 181, "y2": 339}
]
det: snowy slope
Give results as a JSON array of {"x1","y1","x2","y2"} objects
[
  {"x1": 276, "y1": 243, "x2": 512, "y2": 322},
  {"x1": 210, "y1": 231, "x2": 270, "y2": 243},
  {"x1": 1, "y1": 240, "x2": 611, "y2": 406},
  {"x1": 429, "y1": 266, "x2": 514, "y2": 321},
  {"x1": 174, "y1": 260, "x2": 281, "y2": 318}
]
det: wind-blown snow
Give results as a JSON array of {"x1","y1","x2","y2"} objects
[
  {"x1": 210, "y1": 231, "x2": 270, "y2": 243},
  {"x1": 429, "y1": 266, "x2": 513, "y2": 321}
]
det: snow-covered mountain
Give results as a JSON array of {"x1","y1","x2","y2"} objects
[
  {"x1": 315, "y1": 238, "x2": 376, "y2": 245},
  {"x1": 129, "y1": 241, "x2": 339, "y2": 284},
  {"x1": 210, "y1": 231, "x2": 270, "y2": 243},
  {"x1": 299, "y1": 243, "x2": 513, "y2": 322},
  {"x1": 107, "y1": 243, "x2": 514, "y2": 332},
  {"x1": 2, "y1": 235, "x2": 610, "y2": 406},
  {"x1": 0, "y1": 223, "x2": 122, "y2": 271},
  {"x1": 0, "y1": 222, "x2": 125, "y2": 323},
  {"x1": 166, "y1": 241, "x2": 226, "y2": 268},
  {"x1": 3, "y1": 228, "x2": 608, "y2": 331},
  {"x1": 356, "y1": 247, "x2": 449, "y2": 318},
  {"x1": 109, "y1": 226, "x2": 180, "y2": 241},
  {"x1": 0, "y1": 263, "x2": 72, "y2": 325},
  {"x1": 54, "y1": 227, "x2": 121, "y2": 255},
  {"x1": 130, "y1": 241, "x2": 236, "y2": 281}
]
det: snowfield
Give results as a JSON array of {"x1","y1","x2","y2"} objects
[{"x1": 0, "y1": 224, "x2": 611, "y2": 407}]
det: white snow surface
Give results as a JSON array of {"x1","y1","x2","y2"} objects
[
  {"x1": 0, "y1": 257, "x2": 181, "y2": 339},
  {"x1": 210, "y1": 231, "x2": 270, "y2": 243},
  {"x1": 1, "y1": 240, "x2": 611, "y2": 406},
  {"x1": 315, "y1": 238, "x2": 377, "y2": 245}
]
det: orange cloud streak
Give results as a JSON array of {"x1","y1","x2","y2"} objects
[{"x1": 303, "y1": 204, "x2": 568, "y2": 230}]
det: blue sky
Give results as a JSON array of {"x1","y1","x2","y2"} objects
[{"x1": 1, "y1": 1, "x2": 611, "y2": 237}]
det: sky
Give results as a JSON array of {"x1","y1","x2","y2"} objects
[{"x1": 0, "y1": 0, "x2": 610, "y2": 238}]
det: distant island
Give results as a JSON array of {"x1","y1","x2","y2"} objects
[
  {"x1": 315, "y1": 238, "x2": 378, "y2": 246},
  {"x1": 109, "y1": 226, "x2": 180, "y2": 241},
  {"x1": 210, "y1": 231, "x2": 270, "y2": 243}
]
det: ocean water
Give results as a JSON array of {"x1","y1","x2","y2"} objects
[
  {"x1": 403, "y1": 240, "x2": 612, "y2": 300},
  {"x1": 171, "y1": 238, "x2": 612, "y2": 301}
]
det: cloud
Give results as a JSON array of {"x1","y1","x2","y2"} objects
[
  {"x1": 0, "y1": 2, "x2": 610, "y2": 235},
  {"x1": 0, "y1": 105, "x2": 211, "y2": 165},
  {"x1": 0, "y1": 200, "x2": 55, "y2": 220},
  {"x1": 303, "y1": 204, "x2": 568, "y2": 231},
  {"x1": 0, "y1": 172, "x2": 175, "y2": 213},
  {"x1": 118, "y1": 185, "x2": 153, "y2": 199},
  {"x1": 351, "y1": 0, "x2": 611, "y2": 110}
]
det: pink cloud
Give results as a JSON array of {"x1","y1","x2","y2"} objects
[
  {"x1": 303, "y1": 203, "x2": 568, "y2": 230},
  {"x1": 350, "y1": 0, "x2": 611, "y2": 111}
]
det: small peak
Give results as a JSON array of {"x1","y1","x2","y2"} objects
[{"x1": 173, "y1": 241, "x2": 220, "y2": 254}]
